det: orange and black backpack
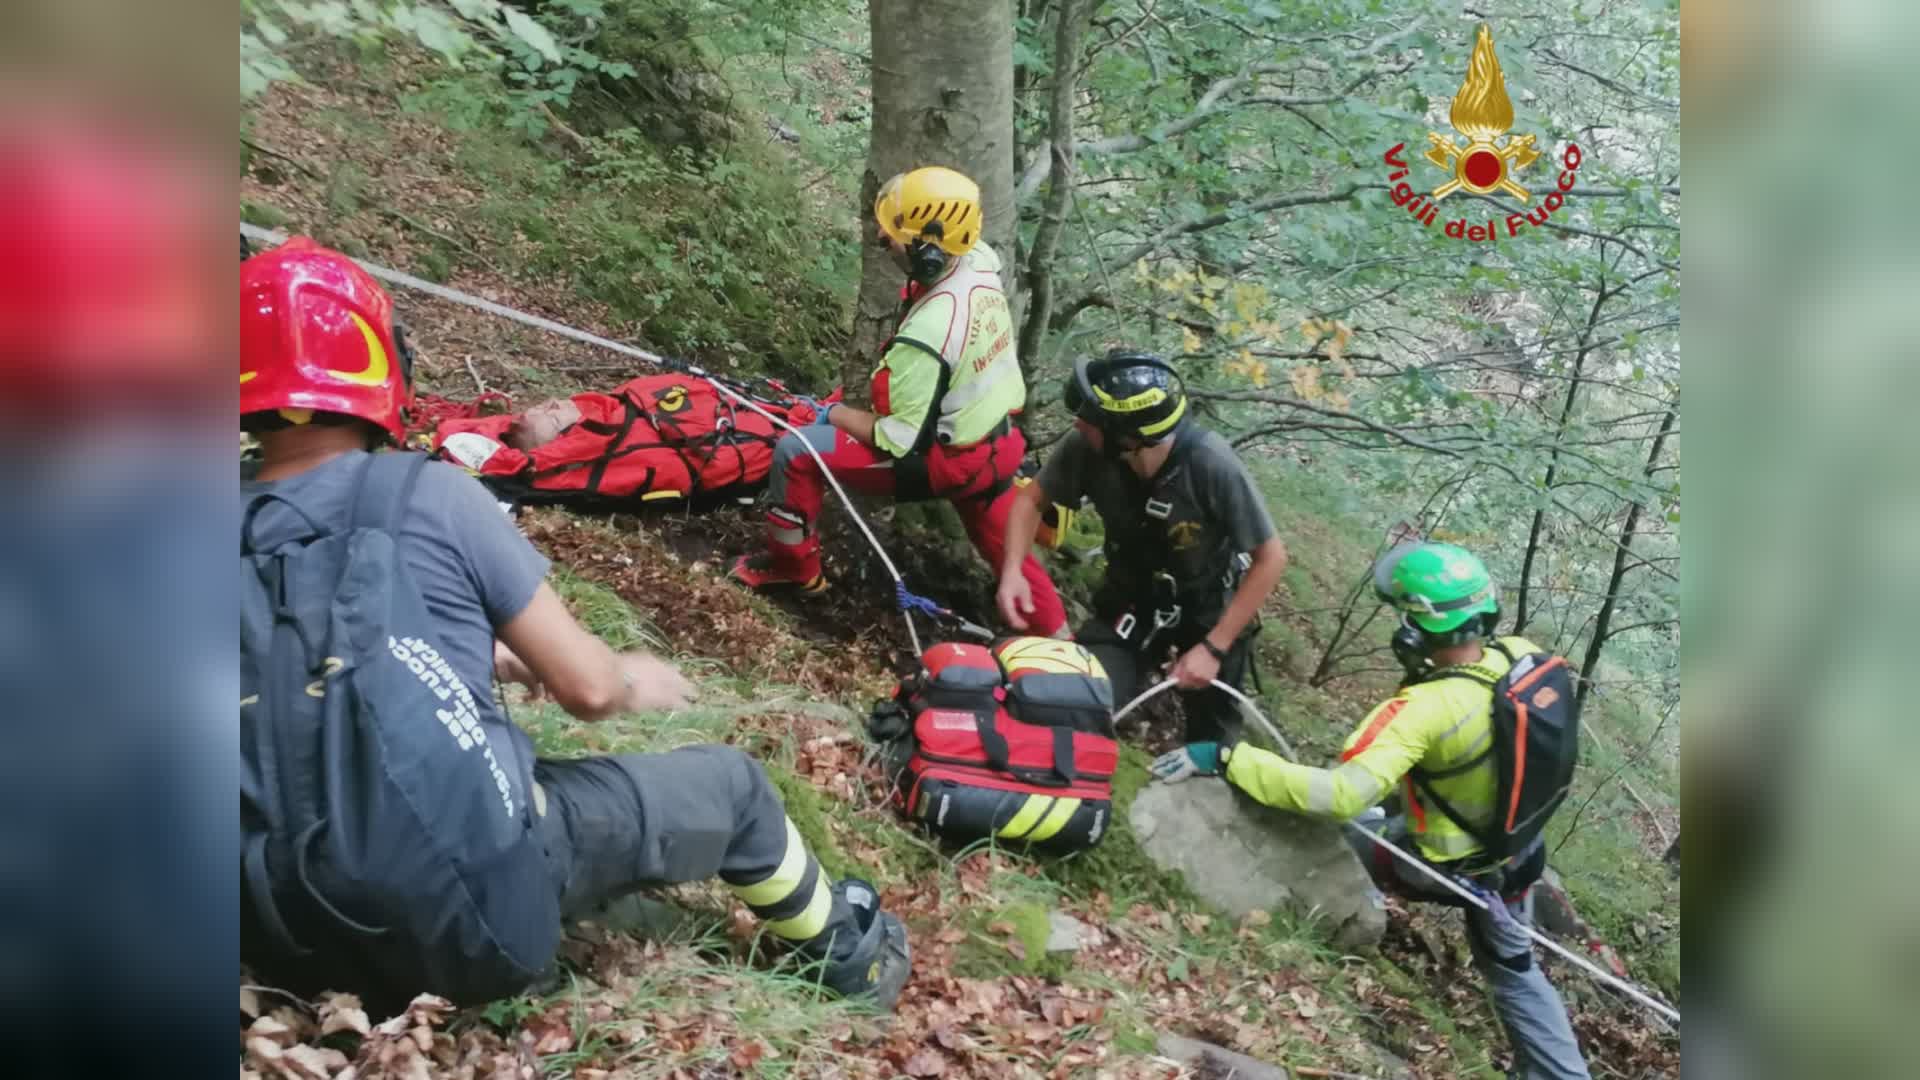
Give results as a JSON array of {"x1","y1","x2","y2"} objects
[{"x1": 1406, "y1": 638, "x2": 1581, "y2": 866}]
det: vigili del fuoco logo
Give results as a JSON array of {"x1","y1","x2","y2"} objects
[{"x1": 1382, "y1": 24, "x2": 1582, "y2": 243}]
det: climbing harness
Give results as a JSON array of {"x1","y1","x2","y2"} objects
[
  {"x1": 1114, "y1": 677, "x2": 1682, "y2": 1028},
  {"x1": 241, "y1": 222, "x2": 979, "y2": 655}
]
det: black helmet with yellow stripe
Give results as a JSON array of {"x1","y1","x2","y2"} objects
[{"x1": 1063, "y1": 349, "x2": 1189, "y2": 447}]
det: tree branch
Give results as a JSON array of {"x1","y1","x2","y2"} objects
[
  {"x1": 1576, "y1": 405, "x2": 1679, "y2": 714},
  {"x1": 1541, "y1": 49, "x2": 1679, "y2": 110},
  {"x1": 1198, "y1": 383, "x2": 1682, "y2": 583},
  {"x1": 1599, "y1": 617, "x2": 1680, "y2": 643},
  {"x1": 1018, "y1": 0, "x2": 1092, "y2": 362},
  {"x1": 1017, "y1": 64, "x2": 1404, "y2": 201},
  {"x1": 1100, "y1": 182, "x2": 1367, "y2": 273},
  {"x1": 1048, "y1": 292, "x2": 1113, "y2": 334},
  {"x1": 1187, "y1": 385, "x2": 1468, "y2": 456},
  {"x1": 1450, "y1": 189, "x2": 1679, "y2": 271},
  {"x1": 1079, "y1": 0, "x2": 1158, "y2": 67}
]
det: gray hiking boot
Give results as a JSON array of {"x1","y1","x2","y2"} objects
[{"x1": 803, "y1": 877, "x2": 911, "y2": 1011}]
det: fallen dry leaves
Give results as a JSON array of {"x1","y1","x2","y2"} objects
[
  {"x1": 243, "y1": 52, "x2": 1681, "y2": 1076},
  {"x1": 518, "y1": 509, "x2": 901, "y2": 702}
]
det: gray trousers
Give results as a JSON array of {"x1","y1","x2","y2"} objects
[
  {"x1": 1348, "y1": 810, "x2": 1592, "y2": 1080},
  {"x1": 530, "y1": 745, "x2": 849, "y2": 943}
]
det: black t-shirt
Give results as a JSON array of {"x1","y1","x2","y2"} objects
[{"x1": 1038, "y1": 424, "x2": 1277, "y2": 608}]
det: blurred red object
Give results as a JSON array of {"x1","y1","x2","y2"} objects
[{"x1": 0, "y1": 101, "x2": 222, "y2": 405}]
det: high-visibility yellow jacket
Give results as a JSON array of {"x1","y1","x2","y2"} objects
[
  {"x1": 869, "y1": 242, "x2": 1025, "y2": 457},
  {"x1": 1222, "y1": 636, "x2": 1542, "y2": 865}
]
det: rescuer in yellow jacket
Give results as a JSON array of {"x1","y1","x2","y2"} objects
[
  {"x1": 1149, "y1": 541, "x2": 1593, "y2": 1079},
  {"x1": 726, "y1": 165, "x2": 1068, "y2": 636}
]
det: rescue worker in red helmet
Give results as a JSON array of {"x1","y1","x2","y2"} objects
[
  {"x1": 240, "y1": 237, "x2": 911, "y2": 1011},
  {"x1": 726, "y1": 166, "x2": 1071, "y2": 638},
  {"x1": 240, "y1": 236, "x2": 418, "y2": 446}
]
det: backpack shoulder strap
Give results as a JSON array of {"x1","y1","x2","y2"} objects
[
  {"x1": 1404, "y1": 696, "x2": 1499, "y2": 852},
  {"x1": 885, "y1": 334, "x2": 952, "y2": 457},
  {"x1": 1408, "y1": 662, "x2": 1497, "y2": 690},
  {"x1": 1413, "y1": 635, "x2": 1520, "y2": 690},
  {"x1": 349, "y1": 451, "x2": 431, "y2": 535}
]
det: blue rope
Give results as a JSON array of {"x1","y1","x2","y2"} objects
[{"x1": 896, "y1": 581, "x2": 948, "y2": 618}]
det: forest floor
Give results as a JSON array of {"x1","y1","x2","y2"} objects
[{"x1": 240, "y1": 33, "x2": 1680, "y2": 1080}]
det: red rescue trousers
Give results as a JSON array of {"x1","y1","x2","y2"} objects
[{"x1": 763, "y1": 419, "x2": 1067, "y2": 637}]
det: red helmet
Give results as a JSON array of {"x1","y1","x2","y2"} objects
[
  {"x1": 0, "y1": 105, "x2": 221, "y2": 403},
  {"x1": 240, "y1": 236, "x2": 412, "y2": 442}
]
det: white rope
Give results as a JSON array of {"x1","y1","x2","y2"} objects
[
  {"x1": 246, "y1": 222, "x2": 1674, "y2": 1023},
  {"x1": 241, "y1": 223, "x2": 927, "y2": 653},
  {"x1": 707, "y1": 387, "x2": 922, "y2": 656},
  {"x1": 1117, "y1": 676, "x2": 1681, "y2": 1026}
]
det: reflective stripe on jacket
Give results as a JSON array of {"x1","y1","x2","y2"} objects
[
  {"x1": 870, "y1": 242, "x2": 1025, "y2": 457},
  {"x1": 1222, "y1": 636, "x2": 1542, "y2": 864}
]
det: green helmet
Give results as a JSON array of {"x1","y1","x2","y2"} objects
[{"x1": 1371, "y1": 541, "x2": 1499, "y2": 637}]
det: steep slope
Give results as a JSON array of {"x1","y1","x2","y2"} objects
[{"x1": 240, "y1": 30, "x2": 1679, "y2": 1080}]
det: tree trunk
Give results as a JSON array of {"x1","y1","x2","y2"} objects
[
  {"x1": 1514, "y1": 282, "x2": 1614, "y2": 634},
  {"x1": 1575, "y1": 404, "x2": 1677, "y2": 715},
  {"x1": 847, "y1": 0, "x2": 1017, "y2": 400},
  {"x1": 1016, "y1": 0, "x2": 1092, "y2": 366}
]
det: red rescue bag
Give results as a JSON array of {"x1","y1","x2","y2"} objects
[{"x1": 870, "y1": 640, "x2": 1118, "y2": 853}]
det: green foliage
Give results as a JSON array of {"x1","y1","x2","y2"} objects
[
  {"x1": 1010, "y1": 0, "x2": 1683, "y2": 723},
  {"x1": 475, "y1": 994, "x2": 545, "y2": 1030},
  {"x1": 243, "y1": 4, "x2": 1680, "y2": 1062},
  {"x1": 242, "y1": 0, "x2": 632, "y2": 132},
  {"x1": 241, "y1": 199, "x2": 293, "y2": 230},
  {"x1": 524, "y1": 129, "x2": 852, "y2": 380},
  {"x1": 381, "y1": 65, "x2": 851, "y2": 378}
]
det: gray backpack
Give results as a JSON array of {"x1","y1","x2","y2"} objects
[{"x1": 240, "y1": 452, "x2": 557, "y2": 1010}]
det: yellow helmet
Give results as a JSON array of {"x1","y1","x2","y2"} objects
[{"x1": 873, "y1": 166, "x2": 982, "y2": 257}]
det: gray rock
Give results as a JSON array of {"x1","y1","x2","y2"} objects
[
  {"x1": 1045, "y1": 910, "x2": 1102, "y2": 953},
  {"x1": 1130, "y1": 778, "x2": 1386, "y2": 953},
  {"x1": 1358, "y1": 1039, "x2": 1418, "y2": 1080},
  {"x1": 577, "y1": 893, "x2": 700, "y2": 941},
  {"x1": 1532, "y1": 866, "x2": 1583, "y2": 938}
]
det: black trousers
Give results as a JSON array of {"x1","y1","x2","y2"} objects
[{"x1": 1075, "y1": 611, "x2": 1255, "y2": 745}]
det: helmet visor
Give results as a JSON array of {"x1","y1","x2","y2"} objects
[
  {"x1": 1063, "y1": 356, "x2": 1097, "y2": 420},
  {"x1": 1371, "y1": 542, "x2": 1421, "y2": 606}
]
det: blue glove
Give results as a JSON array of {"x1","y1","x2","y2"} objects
[
  {"x1": 1149, "y1": 742, "x2": 1223, "y2": 783},
  {"x1": 791, "y1": 395, "x2": 836, "y2": 425}
]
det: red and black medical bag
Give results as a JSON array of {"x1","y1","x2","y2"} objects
[{"x1": 869, "y1": 638, "x2": 1118, "y2": 853}]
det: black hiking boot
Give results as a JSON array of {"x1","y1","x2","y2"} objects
[{"x1": 800, "y1": 878, "x2": 911, "y2": 1011}]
